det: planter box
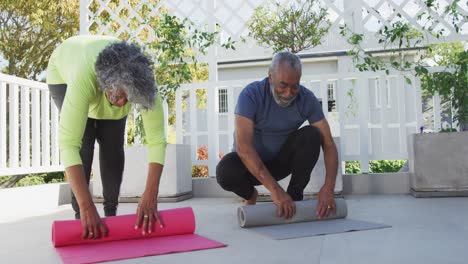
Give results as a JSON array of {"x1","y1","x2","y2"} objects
[
  {"x1": 257, "y1": 137, "x2": 343, "y2": 198},
  {"x1": 92, "y1": 144, "x2": 192, "y2": 202},
  {"x1": 408, "y1": 132, "x2": 468, "y2": 197}
]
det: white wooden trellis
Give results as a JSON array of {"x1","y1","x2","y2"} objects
[{"x1": 80, "y1": 0, "x2": 468, "y2": 61}]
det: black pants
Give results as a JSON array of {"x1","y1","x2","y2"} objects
[
  {"x1": 216, "y1": 125, "x2": 322, "y2": 201},
  {"x1": 49, "y1": 84, "x2": 126, "y2": 219}
]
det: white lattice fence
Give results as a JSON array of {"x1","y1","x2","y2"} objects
[
  {"x1": 80, "y1": 0, "x2": 467, "y2": 61},
  {"x1": 356, "y1": 0, "x2": 468, "y2": 48}
]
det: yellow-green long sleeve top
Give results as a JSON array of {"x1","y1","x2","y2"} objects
[{"x1": 46, "y1": 35, "x2": 166, "y2": 168}]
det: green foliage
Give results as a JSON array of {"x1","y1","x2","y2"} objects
[
  {"x1": 0, "y1": 176, "x2": 9, "y2": 185},
  {"x1": 147, "y1": 14, "x2": 226, "y2": 139},
  {"x1": 418, "y1": 49, "x2": 467, "y2": 130},
  {"x1": 0, "y1": 0, "x2": 79, "y2": 79},
  {"x1": 345, "y1": 81, "x2": 358, "y2": 118},
  {"x1": 14, "y1": 176, "x2": 46, "y2": 187},
  {"x1": 339, "y1": 20, "x2": 423, "y2": 73},
  {"x1": 42, "y1": 171, "x2": 65, "y2": 183},
  {"x1": 345, "y1": 160, "x2": 406, "y2": 174},
  {"x1": 440, "y1": 127, "x2": 458, "y2": 133},
  {"x1": 247, "y1": 0, "x2": 330, "y2": 53},
  {"x1": 370, "y1": 160, "x2": 406, "y2": 173},
  {"x1": 421, "y1": 0, "x2": 465, "y2": 34},
  {"x1": 339, "y1": 0, "x2": 467, "y2": 131},
  {"x1": 0, "y1": 172, "x2": 64, "y2": 188},
  {"x1": 425, "y1": 42, "x2": 465, "y2": 66},
  {"x1": 147, "y1": 13, "x2": 233, "y2": 99},
  {"x1": 345, "y1": 161, "x2": 361, "y2": 174}
]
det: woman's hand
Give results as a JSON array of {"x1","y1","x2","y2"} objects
[
  {"x1": 134, "y1": 191, "x2": 164, "y2": 235},
  {"x1": 80, "y1": 203, "x2": 108, "y2": 239}
]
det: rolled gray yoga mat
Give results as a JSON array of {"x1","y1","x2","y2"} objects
[
  {"x1": 237, "y1": 198, "x2": 390, "y2": 240},
  {"x1": 238, "y1": 198, "x2": 348, "y2": 227}
]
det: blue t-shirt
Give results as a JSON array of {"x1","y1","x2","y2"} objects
[{"x1": 234, "y1": 77, "x2": 324, "y2": 161}]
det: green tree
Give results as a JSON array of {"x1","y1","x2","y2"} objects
[
  {"x1": 247, "y1": 0, "x2": 330, "y2": 53},
  {"x1": 419, "y1": 43, "x2": 467, "y2": 130},
  {"x1": 419, "y1": 49, "x2": 467, "y2": 131},
  {"x1": 0, "y1": 0, "x2": 79, "y2": 79},
  {"x1": 425, "y1": 42, "x2": 465, "y2": 66}
]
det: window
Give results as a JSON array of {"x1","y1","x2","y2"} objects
[
  {"x1": 327, "y1": 82, "x2": 335, "y2": 101},
  {"x1": 327, "y1": 82, "x2": 336, "y2": 112},
  {"x1": 385, "y1": 79, "x2": 392, "y2": 108},
  {"x1": 375, "y1": 78, "x2": 381, "y2": 108},
  {"x1": 375, "y1": 78, "x2": 392, "y2": 109},
  {"x1": 218, "y1": 89, "x2": 228, "y2": 113}
]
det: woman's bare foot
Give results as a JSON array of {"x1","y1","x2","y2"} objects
[{"x1": 244, "y1": 188, "x2": 258, "y2": 205}]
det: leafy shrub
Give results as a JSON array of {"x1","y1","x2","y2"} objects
[
  {"x1": 43, "y1": 171, "x2": 65, "y2": 183},
  {"x1": 345, "y1": 160, "x2": 406, "y2": 174},
  {"x1": 345, "y1": 161, "x2": 361, "y2": 174},
  {"x1": 0, "y1": 171, "x2": 65, "y2": 188},
  {"x1": 14, "y1": 176, "x2": 45, "y2": 187},
  {"x1": 50, "y1": 178, "x2": 64, "y2": 183},
  {"x1": 369, "y1": 160, "x2": 406, "y2": 173}
]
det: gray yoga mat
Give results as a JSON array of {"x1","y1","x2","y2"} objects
[{"x1": 238, "y1": 199, "x2": 390, "y2": 239}]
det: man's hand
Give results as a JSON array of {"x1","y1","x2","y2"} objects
[
  {"x1": 316, "y1": 185, "x2": 336, "y2": 219},
  {"x1": 135, "y1": 191, "x2": 164, "y2": 235},
  {"x1": 271, "y1": 188, "x2": 296, "y2": 219},
  {"x1": 80, "y1": 203, "x2": 108, "y2": 239}
]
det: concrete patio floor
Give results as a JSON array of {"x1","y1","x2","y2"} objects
[{"x1": 1, "y1": 195, "x2": 467, "y2": 264}]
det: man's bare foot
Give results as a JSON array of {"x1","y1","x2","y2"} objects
[{"x1": 244, "y1": 188, "x2": 258, "y2": 205}]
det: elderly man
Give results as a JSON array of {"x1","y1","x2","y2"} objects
[
  {"x1": 47, "y1": 35, "x2": 166, "y2": 239},
  {"x1": 216, "y1": 51, "x2": 338, "y2": 219}
]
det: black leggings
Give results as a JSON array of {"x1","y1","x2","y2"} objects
[
  {"x1": 49, "y1": 84, "x2": 126, "y2": 219},
  {"x1": 216, "y1": 125, "x2": 322, "y2": 201}
]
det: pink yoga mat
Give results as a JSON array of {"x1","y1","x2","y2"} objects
[{"x1": 52, "y1": 207, "x2": 226, "y2": 263}]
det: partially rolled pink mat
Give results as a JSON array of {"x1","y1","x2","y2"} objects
[{"x1": 52, "y1": 207, "x2": 226, "y2": 264}]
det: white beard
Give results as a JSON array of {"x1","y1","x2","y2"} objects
[{"x1": 270, "y1": 84, "x2": 296, "y2": 108}]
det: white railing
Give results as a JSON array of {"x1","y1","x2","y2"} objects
[
  {"x1": 0, "y1": 73, "x2": 170, "y2": 177},
  {"x1": 0, "y1": 74, "x2": 62, "y2": 176},
  {"x1": 0, "y1": 69, "x2": 451, "y2": 176},
  {"x1": 175, "y1": 71, "x2": 425, "y2": 174}
]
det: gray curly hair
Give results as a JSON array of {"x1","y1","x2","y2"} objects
[
  {"x1": 269, "y1": 51, "x2": 302, "y2": 76},
  {"x1": 95, "y1": 41, "x2": 156, "y2": 110}
]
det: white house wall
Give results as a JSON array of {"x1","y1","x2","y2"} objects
[{"x1": 218, "y1": 59, "x2": 338, "y2": 81}]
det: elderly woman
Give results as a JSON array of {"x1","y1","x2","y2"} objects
[{"x1": 46, "y1": 35, "x2": 166, "y2": 239}]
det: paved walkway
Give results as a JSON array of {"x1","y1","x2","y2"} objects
[{"x1": 1, "y1": 195, "x2": 467, "y2": 264}]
